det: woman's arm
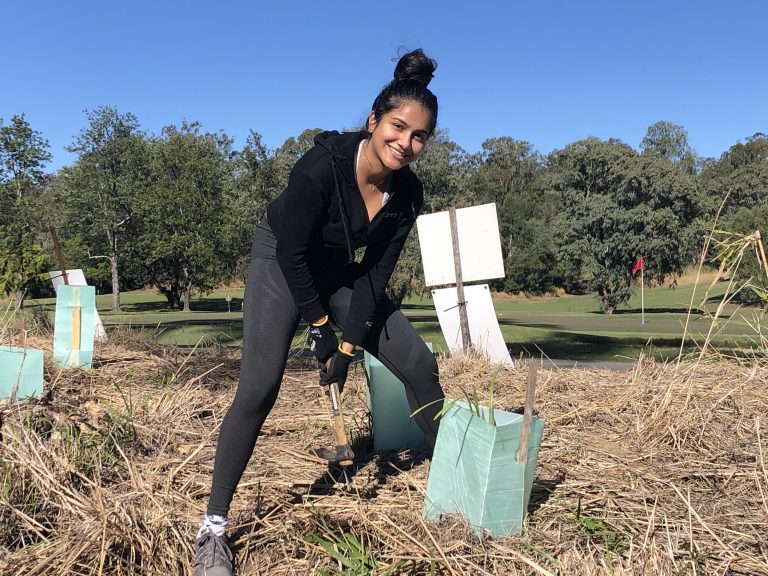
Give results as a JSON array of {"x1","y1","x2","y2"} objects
[
  {"x1": 342, "y1": 186, "x2": 423, "y2": 345},
  {"x1": 273, "y1": 169, "x2": 331, "y2": 324}
]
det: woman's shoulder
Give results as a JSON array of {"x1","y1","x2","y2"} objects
[{"x1": 293, "y1": 130, "x2": 365, "y2": 179}]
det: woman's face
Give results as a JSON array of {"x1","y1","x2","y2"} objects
[{"x1": 367, "y1": 101, "x2": 431, "y2": 171}]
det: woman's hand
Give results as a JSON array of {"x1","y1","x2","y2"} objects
[
  {"x1": 320, "y1": 345, "x2": 355, "y2": 393},
  {"x1": 307, "y1": 316, "x2": 338, "y2": 363}
]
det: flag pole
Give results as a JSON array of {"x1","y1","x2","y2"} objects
[{"x1": 640, "y1": 265, "x2": 645, "y2": 325}]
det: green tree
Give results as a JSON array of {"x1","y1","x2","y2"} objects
[
  {"x1": 723, "y1": 205, "x2": 768, "y2": 300},
  {"x1": 223, "y1": 128, "x2": 322, "y2": 285},
  {"x1": 275, "y1": 128, "x2": 323, "y2": 160},
  {"x1": 470, "y1": 137, "x2": 540, "y2": 205},
  {"x1": 137, "y1": 122, "x2": 233, "y2": 310},
  {"x1": 413, "y1": 129, "x2": 475, "y2": 213},
  {"x1": 548, "y1": 137, "x2": 701, "y2": 313},
  {"x1": 226, "y1": 131, "x2": 285, "y2": 280},
  {"x1": 0, "y1": 114, "x2": 52, "y2": 309},
  {"x1": 58, "y1": 106, "x2": 150, "y2": 311},
  {"x1": 640, "y1": 120, "x2": 693, "y2": 166},
  {"x1": 273, "y1": 128, "x2": 323, "y2": 191},
  {"x1": 469, "y1": 137, "x2": 558, "y2": 293},
  {"x1": 699, "y1": 133, "x2": 768, "y2": 219}
]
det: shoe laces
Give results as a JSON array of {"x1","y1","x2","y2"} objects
[{"x1": 195, "y1": 530, "x2": 233, "y2": 569}]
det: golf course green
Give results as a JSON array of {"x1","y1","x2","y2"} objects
[{"x1": 20, "y1": 272, "x2": 767, "y2": 362}]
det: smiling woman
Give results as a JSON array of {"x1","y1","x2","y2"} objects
[
  {"x1": 358, "y1": 102, "x2": 432, "y2": 221},
  {"x1": 192, "y1": 49, "x2": 446, "y2": 576}
]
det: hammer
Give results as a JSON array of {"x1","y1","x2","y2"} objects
[{"x1": 312, "y1": 359, "x2": 354, "y2": 467}]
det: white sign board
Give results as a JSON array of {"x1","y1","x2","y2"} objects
[
  {"x1": 49, "y1": 269, "x2": 107, "y2": 340},
  {"x1": 416, "y1": 203, "x2": 505, "y2": 287},
  {"x1": 431, "y1": 284, "x2": 513, "y2": 367}
]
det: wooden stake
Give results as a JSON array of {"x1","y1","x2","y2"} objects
[
  {"x1": 517, "y1": 362, "x2": 537, "y2": 463},
  {"x1": 71, "y1": 287, "x2": 81, "y2": 355},
  {"x1": 19, "y1": 317, "x2": 26, "y2": 348},
  {"x1": 449, "y1": 207, "x2": 471, "y2": 351},
  {"x1": 50, "y1": 227, "x2": 69, "y2": 285}
]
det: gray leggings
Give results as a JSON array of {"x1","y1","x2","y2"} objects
[{"x1": 206, "y1": 219, "x2": 444, "y2": 517}]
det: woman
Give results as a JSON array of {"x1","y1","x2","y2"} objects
[{"x1": 194, "y1": 49, "x2": 445, "y2": 576}]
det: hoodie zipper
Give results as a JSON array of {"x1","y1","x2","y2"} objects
[{"x1": 317, "y1": 132, "x2": 402, "y2": 260}]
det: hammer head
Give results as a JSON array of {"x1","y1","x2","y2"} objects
[{"x1": 312, "y1": 444, "x2": 355, "y2": 466}]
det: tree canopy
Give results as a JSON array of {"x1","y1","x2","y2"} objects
[
  {"x1": 0, "y1": 115, "x2": 52, "y2": 309},
  {"x1": 56, "y1": 106, "x2": 150, "y2": 311},
  {"x1": 548, "y1": 137, "x2": 702, "y2": 312},
  {"x1": 3, "y1": 113, "x2": 765, "y2": 314}
]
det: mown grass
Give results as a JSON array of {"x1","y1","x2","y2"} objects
[{"x1": 18, "y1": 277, "x2": 767, "y2": 362}]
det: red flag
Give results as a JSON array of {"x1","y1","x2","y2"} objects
[{"x1": 632, "y1": 256, "x2": 644, "y2": 276}]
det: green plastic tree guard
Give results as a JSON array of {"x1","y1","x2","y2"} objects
[
  {"x1": 53, "y1": 284, "x2": 96, "y2": 369},
  {"x1": 0, "y1": 346, "x2": 44, "y2": 400},
  {"x1": 422, "y1": 401, "x2": 545, "y2": 536},
  {"x1": 363, "y1": 346, "x2": 431, "y2": 451}
]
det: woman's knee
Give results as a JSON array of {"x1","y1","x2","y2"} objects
[
  {"x1": 229, "y1": 372, "x2": 281, "y2": 419},
  {"x1": 413, "y1": 345, "x2": 439, "y2": 381}
]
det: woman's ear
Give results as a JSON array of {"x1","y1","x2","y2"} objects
[{"x1": 367, "y1": 111, "x2": 377, "y2": 132}]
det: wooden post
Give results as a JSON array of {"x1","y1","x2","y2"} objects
[
  {"x1": 517, "y1": 362, "x2": 537, "y2": 463},
  {"x1": 50, "y1": 227, "x2": 69, "y2": 285},
  {"x1": 19, "y1": 317, "x2": 26, "y2": 348},
  {"x1": 71, "y1": 287, "x2": 82, "y2": 357},
  {"x1": 449, "y1": 207, "x2": 471, "y2": 351}
]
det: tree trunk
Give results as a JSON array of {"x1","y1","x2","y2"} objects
[
  {"x1": 110, "y1": 252, "x2": 120, "y2": 312},
  {"x1": 182, "y1": 267, "x2": 192, "y2": 312},
  {"x1": 105, "y1": 227, "x2": 121, "y2": 312},
  {"x1": 602, "y1": 296, "x2": 615, "y2": 314},
  {"x1": 14, "y1": 265, "x2": 24, "y2": 310},
  {"x1": 14, "y1": 287, "x2": 25, "y2": 311},
  {"x1": 161, "y1": 287, "x2": 181, "y2": 310}
]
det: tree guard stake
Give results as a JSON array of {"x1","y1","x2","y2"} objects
[
  {"x1": 449, "y1": 207, "x2": 471, "y2": 350},
  {"x1": 71, "y1": 287, "x2": 82, "y2": 355},
  {"x1": 50, "y1": 227, "x2": 70, "y2": 286},
  {"x1": 517, "y1": 362, "x2": 537, "y2": 464}
]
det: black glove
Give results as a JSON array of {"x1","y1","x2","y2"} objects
[
  {"x1": 307, "y1": 316, "x2": 338, "y2": 363},
  {"x1": 320, "y1": 347, "x2": 355, "y2": 394}
]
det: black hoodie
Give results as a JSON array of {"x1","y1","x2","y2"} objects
[{"x1": 266, "y1": 130, "x2": 423, "y2": 345}]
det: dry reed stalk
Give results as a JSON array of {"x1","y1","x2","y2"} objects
[{"x1": 0, "y1": 329, "x2": 766, "y2": 575}]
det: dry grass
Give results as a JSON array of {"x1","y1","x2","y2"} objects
[{"x1": 1, "y1": 328, "x2": 767, "y2": 575}]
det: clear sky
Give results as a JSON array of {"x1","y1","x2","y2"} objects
[{"x1": 3, "y1": 0, "x2": 766, "y2": 172}]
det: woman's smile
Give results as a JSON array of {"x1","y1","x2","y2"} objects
[{"x1": 367, "y1": 101, "x2": 431, "y2": 172}]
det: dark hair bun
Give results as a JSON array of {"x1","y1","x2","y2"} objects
[
  {"x1": 393, "y1": 49, "x2": 437, "y2": 87},
  {"x1": 368, "y1": 48, "x2": 439, "y2": 135}
]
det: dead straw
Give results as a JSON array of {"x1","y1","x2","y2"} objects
[{"x1": 0, "y1": 328, "x2": 766, "y2": 575}]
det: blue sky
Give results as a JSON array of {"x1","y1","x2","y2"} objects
[{"x1": 3, "y1": 1, "x2": 766, "y2": 171}]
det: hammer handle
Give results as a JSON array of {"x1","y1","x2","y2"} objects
[
  {"x1": 324, "y1": 360, "x2": 354, "y2": 466},
  {"x1": 328, "y1": 383, "x2": 350, "y2": 442}
]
